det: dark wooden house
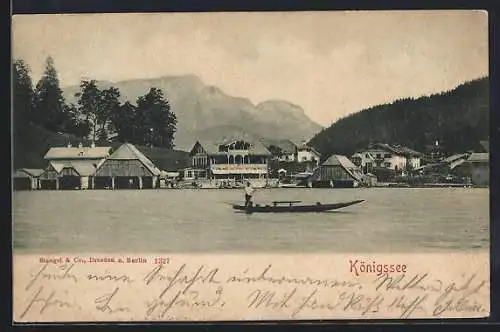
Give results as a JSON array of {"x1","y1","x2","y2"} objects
[
  {"x1": 453, "y1": 152, "x2": 489, "y2": 187},
  {"x1": 94, "y1": 143, "x2": 161, "y2": 189},
  {"x1": 310, "y1": 154, "x2": 363, "y2": 188}
]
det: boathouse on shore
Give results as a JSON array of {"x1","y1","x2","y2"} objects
[
  {"x1": 310, "y1": 154, "x2": 363, "y2": 188},
  {"x1": 93, "y1": 143, "x2": 161, "y2": 189},
  {"x1": 13, "y1": 168, "x2": 44, "y2": 190},
  {"x1": 39, "y1": 143, "x2": 111, "y2": 190}
]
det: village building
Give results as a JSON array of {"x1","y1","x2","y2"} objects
[
  {"x1": 351, "y1": 143, "x2": 422, "y2": 174},
  {"x1": 94, "y1": 143, "x2": 161, "y2": 189},
  {"x1": 442, "y1": 153, "x2": 470, "y2": 170},
  {"x1": 296, "y1": 141, "x2": 321, "y2": 172},
  {"x1": 310, "y1": 154, "x2": 364, "y2": 188},
  {"x1": 39, "y1": 143, "x2": 111, "y2": 190},
  {"x1": 297, "y1": 142, "x2": 321, "y2": 164},
  {"x1": 260, "y1": 138, "x2": 298, "y2": 179},
  {"x1": 186, "y1": 139, "x2": 271, "y2": 181},
  {"x1": 453, "y1": 152, "x2": 489, "y2": 187},
  {"x1": 414, "y1": 153, "x2": 470, "y2": 176},
  {"x1": 13, "y1": 168, "x2": 44, "y2": 190}
]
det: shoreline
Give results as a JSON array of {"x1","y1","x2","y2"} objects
[{"x1": 12, "y1": 184, "x2": 489, "y2": 192}]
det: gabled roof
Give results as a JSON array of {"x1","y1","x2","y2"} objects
[
  {"x1": 61, "y1": 160, "x2": 99, "y2": 176},
  {"x1": 323, "y1": 155, "x2": 358, "y2": 168},
  {"x1": 248, "y1": 140, "x2": 272, "y2": 155},
  {"x1": 297, "y1": 143, "x2": 321, "y2": 156},
  {"x1": 260, "y1": 138, "x2": 297, "y2": 155},
  {"x1": 13, "y1": 169, "x2": 33, "y2": 178},
  {"x1": 467, "y1": 153, "x2": 489, "y2": 163},
  {"x1": 394, "y1": 145, "x2": 423, "y2": 157},
  {"x1": 44, "y1": 146, "x2": 111, "y2": 160},
  {"x1": 441, "y1": 153, "x2": 469, "y2": 164},
  {"x1": 193, "y1": 139, "x2": 271, "y2": 156},
  {"x1": 363, "y1": 143, "x2": 422, "y2": 157},
  {"x1": 49, "y1": 161, "x2": 65, "y2": 173},
  {"x1": 352, "y1": 152, "x2": 376, "y2": 160},
  {"x1": 108, "y1": 143, "x2": 161, "y2": 175},
  {"x1": 322, "y1": 155, "x2": 363, "y2": 182},
  {"x1": 192, "y1": 140, "x2": 220, "y2": 155},
  {"x1": 14, "y1": 168, "x2": 44, "y2": 177}
]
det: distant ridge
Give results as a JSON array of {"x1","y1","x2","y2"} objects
[
  {"x1": 63, "y1": 75, "x2": 323, "y2": 150},
  {"x1": 309, "y1": 77, "x2": 489, "y2": 159}
]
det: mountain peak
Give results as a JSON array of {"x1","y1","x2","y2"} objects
[
  {"x1": 258, "y1": 99, "x2": 301, "y2": 107},
  {"x1": 204, "y1": 85, "x2": 225, "y2": 95},
  {"x1": 257, "y1": 99, "x2": 306, "y2": 115}
]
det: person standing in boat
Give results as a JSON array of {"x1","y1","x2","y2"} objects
[{"x1": 244, "y1": 181, "x2": 255, "y2": 207}]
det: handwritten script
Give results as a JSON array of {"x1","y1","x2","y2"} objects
[{"x1": 13, "y1": 254, "x2": 489, "y2": 321}]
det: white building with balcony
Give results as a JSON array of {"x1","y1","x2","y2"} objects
[{"x1": 186, "y1": 139, "x2": 271, "y2": 181}]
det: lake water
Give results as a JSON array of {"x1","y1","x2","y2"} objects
[{"x1": 12, "y1": 188, "x2": 489, "y2": 254}]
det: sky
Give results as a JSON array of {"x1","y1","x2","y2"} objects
[{"x1": 12, "y1": 11, "x2": 488, "y2": 126}]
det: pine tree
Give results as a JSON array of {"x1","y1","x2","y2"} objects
[
  {"x1": 12, "y1": 59, "x2": 34, "y2": 131},
  {"x1": 13, "y1": 59, "x2": 35, "y2": 168},
  {"x1": 32, "y1": 56, "x2": 68, "y2": 132}
]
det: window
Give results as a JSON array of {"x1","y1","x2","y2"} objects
[
  {"x1": 384, "y1": 162, "x2": 391, "y2": 168},
  {"x1": 384, "y1": 154, "x2": 392, "y2": 158},
  {"x1": 376, "y1": 154, "x2": 382, "y2": 158}
]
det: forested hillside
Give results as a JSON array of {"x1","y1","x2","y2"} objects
[{"x1": 309, "y1": 77, "x2": 489, "y2": 159}]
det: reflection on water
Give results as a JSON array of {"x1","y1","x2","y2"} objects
[{"x1": 12, "y1": 188, "x2": 489, "y2": 253}]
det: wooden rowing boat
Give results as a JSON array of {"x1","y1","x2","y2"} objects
[{"x1": 232, "y1": 199, "x2": 364, "y2": 213}]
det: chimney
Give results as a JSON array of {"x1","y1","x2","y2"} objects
[{"x1": 78, "y1": 142, "x2": 83, "y2": 148}]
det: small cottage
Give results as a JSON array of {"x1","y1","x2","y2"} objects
[
  {"x1": 453, "y1": 152, "x2": 489, "y2": 187},
  {"x1": 310, "y1": 154, "x2": 364, "y2": 188},
  {"x1": 40, "y1": 143, "x2": 111, "y2": 190},
  {"x1": 13, "y1": 168, "x2": 44, "y2": 190}
]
